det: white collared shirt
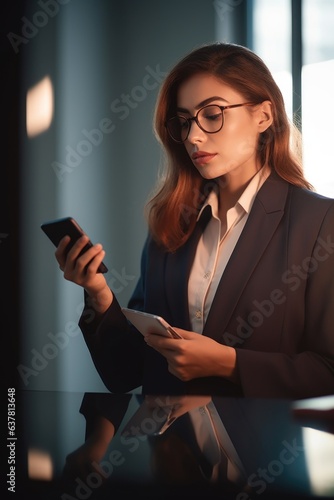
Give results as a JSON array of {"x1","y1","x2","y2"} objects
[
  {"x1": 188, "y1": 401, "x2": 246, "y2": 483},
  {"x1": 188, "y1": 167, "x2": 271, "y2": 333}
]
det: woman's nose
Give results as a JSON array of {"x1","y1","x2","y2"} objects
[{"x1": 186, "y1": 119, "x2": 206, "y2": 144}]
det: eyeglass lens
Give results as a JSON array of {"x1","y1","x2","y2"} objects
[{"x1": 167, "y1": 105, "x2": 224, "y2": 142}]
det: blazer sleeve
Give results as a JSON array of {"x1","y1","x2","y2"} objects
[
  {"x1": 79, "y1": 392, "x2": 132, "y2": 437},
  {"x1": 78, "y1": 238, "x2": 151, "y2": 393},
  {"x1": 236, "y1": 202, "x2": 334, "y2": 399}
]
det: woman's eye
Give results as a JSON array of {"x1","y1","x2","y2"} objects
[
  {"x1": 178, "y1": 119, "x2": 188, "y2": 130},
  {"x1": 203, "y1": 113, "x2": 221, "y2": 121}
]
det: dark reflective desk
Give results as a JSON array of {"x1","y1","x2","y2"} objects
[{"x1": 13, "y1": 390, "x2": 334, "y2": 499}]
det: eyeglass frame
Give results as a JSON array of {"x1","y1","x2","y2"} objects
[{"x1": 165, "y1": 102, "x2": 259, "y2": 143}]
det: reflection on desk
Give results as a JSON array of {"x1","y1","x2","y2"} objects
[{"x1": 17, "y1": 390, "x2": 334, "y2": 499}]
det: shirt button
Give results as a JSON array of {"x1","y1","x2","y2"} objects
[
  {"x1": 204, "y1": 271, "x2": 211, "y2": 279},
  {"x1": 195, "y1": 310, "x2": 202, "y2": 319}
]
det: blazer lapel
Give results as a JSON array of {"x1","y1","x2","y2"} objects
[{"x1": 203, "y1": 174, "x2": 290, "y2": 340}]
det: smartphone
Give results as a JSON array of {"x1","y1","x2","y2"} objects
[
  {"x1": 41, "y1": 216, "x2": 108, "y2": 273},
  {"x1": 122, "y1": 308, "x2": 182, "y2": 339}
]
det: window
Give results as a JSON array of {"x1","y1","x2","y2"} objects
[
  {"x1": 302, "y1": 0, "x2": 334, "y2": 196},
  {"x1": 253, "y1": 0, "x2": 292, "y2": 118},
  {"x1": 253, "y1": 0, "x2": 334, "y2": 196}
]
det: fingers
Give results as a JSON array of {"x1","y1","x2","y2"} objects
[
  {"x1": 55, "y1": 235, "x2": 71, "y2": 268},
  {"x1": 80, "y1": 248, "x2": 106, "y2": 276},
  {"x1": 144, "y1": 334, "x2": 175, "y2": 348},
  {"x1": 55, "y1": 235, "x2": 106, "y2": 277},
  {"x1": 144, "y1": 334, "x2": 183, "y2": 358},
  {"x1": 69, "y1": 240, "x2": 104, "y2": 273},
  {"x1": 144, "y1": 329, "x2": 191, "y2": 349},
  {"x1": 172, "y1": 328, "x2": 194, "y2": 339}
]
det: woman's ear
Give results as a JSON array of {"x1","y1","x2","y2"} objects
[{"x1": 257, "y1": 100, "x2": 273, "y2": 133}]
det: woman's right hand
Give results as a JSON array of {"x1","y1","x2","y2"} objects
[{"x1": 55, "y1": 235, "x2": 113, "y2": 313}]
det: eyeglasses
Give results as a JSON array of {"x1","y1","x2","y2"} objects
[{"x1": 165, "y1": 103, "x2": 257, "y2": 143}]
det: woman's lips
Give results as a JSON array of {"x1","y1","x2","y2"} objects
[{"x1": 191, "y1": 152, "x2": 217, "y2": 165}]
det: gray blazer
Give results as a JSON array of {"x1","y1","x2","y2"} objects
[{"x1": 79, "y1": 172, "x2": 334, "y2": 398}]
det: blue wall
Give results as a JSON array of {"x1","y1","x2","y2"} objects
[{"x1": 16, "y1": 0, "x2": 243, "y2": 391}]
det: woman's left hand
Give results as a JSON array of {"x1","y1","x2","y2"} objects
[{"x1": 144, "y1": 329, "x2": 238, "y2": 382}]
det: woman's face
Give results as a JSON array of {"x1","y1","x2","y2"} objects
[{"x1": 176, "y1": 73, "x2": 266, "y2": 185}]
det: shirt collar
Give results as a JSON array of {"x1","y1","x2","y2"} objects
[{"x1": 197, "y1": 166, "x2": 271, "y2": 221}]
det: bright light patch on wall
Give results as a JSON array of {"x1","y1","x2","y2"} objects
[
  {"x1": 28, "y1": 448, "x2": 53, "y2": 480},
  {"x1": 26, "y1": 76, "x2": 54, "y2": 138},
  {"x1": 302, "y1": 426, "x2": 334, "y2": 497}
]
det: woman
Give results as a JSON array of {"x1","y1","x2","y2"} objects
[{"x1": 56, "y1": 42, "x2": 334, "y2": 399}]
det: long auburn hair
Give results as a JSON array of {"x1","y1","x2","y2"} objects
[{"x1": 146, "y1": 42, "x2": 312, "y2": 252}]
